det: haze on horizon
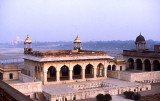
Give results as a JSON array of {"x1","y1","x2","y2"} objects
[{"x1": 0, "y1": 0, "x2": 160, "y2": 43}]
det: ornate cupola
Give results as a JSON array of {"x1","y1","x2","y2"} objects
[
  {"x1": 135, "y1": 32, "x2": 146, "y2": 49},
  {"x1": 24, "y1": 35, "x2": 32, "y2": 53},
  {"x1": 74, "y1": 36, "x2": 82, "y2": 51}
]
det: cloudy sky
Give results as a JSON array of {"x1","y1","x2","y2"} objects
[{"x1": 0, "y1": 0, "x2": 160, "y2": 42}]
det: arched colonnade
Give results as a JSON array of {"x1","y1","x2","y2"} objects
[
  {"x1": 127, "y1": 58, "x2": 160, "y2": 71},
  {"x1": 45, "y1": 63, "x2": 108, "y2": 82}
]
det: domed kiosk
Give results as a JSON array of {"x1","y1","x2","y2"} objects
[
  {"x1": 74, "y1": 36, "x2": 82, "y2": 50},
  {"x1": 24, "y1": 35, "x2": 32, "y2": 53},
  {"x1": 135, "y1": 33, "x2": 146, "y2": 49}
]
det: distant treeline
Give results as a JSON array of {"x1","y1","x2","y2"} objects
[{"x1": 0, "y1": 40, "x2": 159, "y2": 58}]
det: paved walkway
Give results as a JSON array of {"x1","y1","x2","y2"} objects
[{"x1": 43, "y1": 78, "x2": 140, "y2": 95}]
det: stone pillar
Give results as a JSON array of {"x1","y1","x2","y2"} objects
[
  {"x1": 136, "y1": 44, "x2": 137, "y2": 49},
  {"x1": 29, "y1": 43, "x2": 31, "y2": 48},
  {"x1": 94, "y1": 68, "x2": 97, "y2": 78},
  {"x1": 39, "y1": 71, "x2": 41, "y2": 80},
  {"x1": 56, "y1": 71, "x2": 60, "y2": 81},
  {"x1": 104, "y1": 68, "x2": 107, "y2": 77},
  {"x1": 69, "y1": 70, "x2": 73, "y2": 80},
  {"x1": 126, "y1": 61, "x2": 129, "y2": 70},
  {"x1": 142, "y1": 63, "x2": 145, "y2": 71},
  {"x1": 41, "y1": 71, "x2": 43, "y2": 81},
  {"x1": 151, "y1": 64, "x2": 154, "y2": 71},
  {"x1": 134, "y1": 62, "x2": 137, "y2": 70},
  {"x1": 82, "y1": 69, "x2": 85, "y2": 80},
  {"x1": 43, "y1": 71, "x2": 47, "y2": 82}
]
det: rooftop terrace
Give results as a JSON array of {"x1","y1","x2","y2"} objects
[{"x1": 25, "y1": 50, "x2": 107, "y2": 58}]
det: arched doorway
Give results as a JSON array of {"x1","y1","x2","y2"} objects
[
  {"x1": 136, "y1": 59, "x2": 142, "y2": 70},
  {"x1": 128, "y1": 58, "x2": 134, "y2": 69},
  {"x1": 97, "y1": 63, "x2": 104, "y2": 77},
  {"x1": 153, "y1": 60, "x2": 160, "y2": 71},
  {"x1": 107, "y1": 65, "x2": 111, "y2": 70},
  {"x1": 47, "y1": 66, "x2": 56, "y2": 81},
  {"x1": 85, "y1": 64, "x2": 94, "y2": 78},
  {"x1": 112, "y1": 65, "x2": 116, "y2": 71},
  {"x1": 0, "y1": 72, "x2": 3, "y2": 80},
  {"x1": 60, "y1": 65, "x2": 69, "y2": 80},
  {"x1": 144, "y1": 59, "x2": 151, "y2": 71},
  {"x1": 73, "y1": 64, "x2": 82, "y2": 79}
]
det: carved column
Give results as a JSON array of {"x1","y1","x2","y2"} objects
[
  {"x1": 151, "y1": 64, "x2": 154, "y2": 71},
  {"x1": 56, "y1": 71, "x2": 60, "y2": 81},
  {"x1": 142, "y1": 63, "x2": 145, "y2": 71},
  {"x1": 41, "y1": 71, "x2": 43, "y2": 81},
  {"x1": 82, "y1": 69, "x2": 85, "y2": 80},
  {"x1": 69, "y1": 70, "x2": 73, "y2": 80},
  {"x1": 104, "y1": 68, "x2": 107, "y2": 77},
  {"x1": 94, "y1": 68, "x2": 97, "y2": 78},
  {"x1": 126, "y1": 60, "x2": 129, "y2": 70},
  {"x1": 39, "y1": 71, "x2": 41, "y2": 80},
  {"x1": 43, "y1": 71, "x2": 47, "y2": 82},
  {"x1": 134, "y1": 62, "x2": 137, "y2": 70}
]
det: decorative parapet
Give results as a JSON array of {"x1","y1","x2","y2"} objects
[{"x1": 123, "y1": 49, "x2": 160, "y2": 58}]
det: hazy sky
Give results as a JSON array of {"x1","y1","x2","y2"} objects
[{"x1": 0, "y1": 0, "x2": 160, "y2": 42}]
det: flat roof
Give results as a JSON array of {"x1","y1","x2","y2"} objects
[{"x1": 24, "y1": 55, "x2": 115, "y2": 62}]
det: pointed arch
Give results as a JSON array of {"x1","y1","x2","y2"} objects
[
  {"x1": 153, "y1": 60, "x2": 160, "y2": 71},
  {"x1": 128, "y1": 58, "x2": 134, "y2": 69},
  {"x1": 47, "y1": 66, "x2": 56, "y2": 82},
  {"x1": 60, "y1": 65, "x2": 69, "y2": 80},
  {"x1": 85, "y1": 64, "x2": 94, "y2": 78},
  {"x1": 73, "y1": 64, "x2": 82, "y2": 79},
  {"x1": 107, "y1": 65, "x2": 111, "y2": 70},
  {"x1": 97, "y1": 63, "x2": 104, "y2": 77},
  {"x1": 144, "y1": 59, "x2": 151, "y2": 71},
  {"x1": 112, "y1": 65, "x2": 116, "y2": 71},
  {"x1": 136, "y1": 59, "x2": 142, "y2": 70}
]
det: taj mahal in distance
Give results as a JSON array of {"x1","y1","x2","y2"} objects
[{"x1": 0, "y1": 34, "x2": 160, "y2": 101}]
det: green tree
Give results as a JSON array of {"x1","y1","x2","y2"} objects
[
  {"x1": 124, "y1": 91, "x2": 135, "y2": 99},
  {"x1": 134, "y1": 93, "x2": 141, "y2": 101},
  {"x1": 96, "y1": 94, "x2": 104, "y2": 101},
  {"x1": 104, "y1": 94, "x2": 112, "y2": 101}
]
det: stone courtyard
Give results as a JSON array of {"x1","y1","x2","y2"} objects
[
  {"x1": 42, "y1": 78, "x2": 150, "y2": 101},
  {"x1": 43, "y1": 78, "x2": 140, "y2": 95}
]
